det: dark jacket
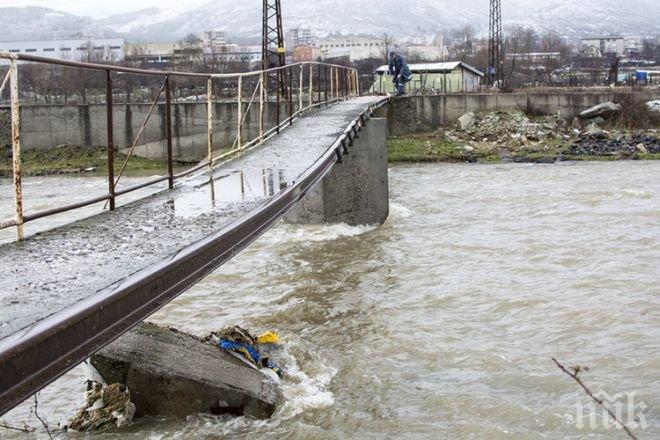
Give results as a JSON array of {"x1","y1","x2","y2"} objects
[{"x1": 388, "y1": 54, "x2": 412, "y2": 81}]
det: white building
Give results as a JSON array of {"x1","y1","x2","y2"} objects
[
  {"x1": 200, "y1": 31, "x2": 228, "y2": 53},
  {"x1": 316, "y1": 37, "x2": 386, "y2": 61},
  {"x1": 205, "y1": 45, "x2": 262, "y2": 63},
  {"x1": 125, "y1": 43, "x2": 175, "y2": 66},
  {"x1": 580, "y1": 36, "x2": 625, "y2": 57},
  {"x1": 0, "y1": 38, "x2": 125, "y2": 63},
  {"x1": 286, "y1": 28, "x2": 313, "y2": 50}
]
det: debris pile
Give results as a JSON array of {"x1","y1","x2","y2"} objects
[
  {"x1": 68, "y1": 381, "x2": 135, "y2": 432},
  {"x1": 446, "y1": 108, "x2": 659, "y2": 162},
  {"x1": 569, "y1": 131, "x2": 660, "y2": 156},
  {"x1": 459, "y1": 110, "x2": 568, "y2": 144},
  {"x1": 205, "y1": 326, "x2": 285, "y2": 379}
]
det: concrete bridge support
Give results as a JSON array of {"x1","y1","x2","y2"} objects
[{"x1": 286, "y1": 117, "x2": 389, "y2": 226}]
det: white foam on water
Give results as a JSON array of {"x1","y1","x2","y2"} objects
[
  {"x1": 264, "y1": 222, "x2": 378, "y2": 245},
  {"x1": 387, "y1": 202, "x2": 414, "y2": 221},
  {"x1": 278, "y1": 357, "x2": 337, "y2": 419},
  {"x1": 620, "y1": 188, "x2": 653, "y2": 198},
  {"x1": 260, "y1": 202, "x2": 414, "y2": 248}
]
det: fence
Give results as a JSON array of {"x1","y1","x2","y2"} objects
[{"x1": 0, "y1": 52, "x2": 360, "y2": 241}]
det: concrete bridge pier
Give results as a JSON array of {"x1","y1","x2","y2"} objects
[{"x1": 286, "y1": 117, "x2": 389, "y2": 226}]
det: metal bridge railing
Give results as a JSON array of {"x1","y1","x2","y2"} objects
[{"x1": 0, "y1": 52, "x2": 360, "y2": 241}]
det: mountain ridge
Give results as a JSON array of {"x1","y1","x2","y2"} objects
[{"x1": 0, "y1": 1, "x2": 658, "y2": 43}]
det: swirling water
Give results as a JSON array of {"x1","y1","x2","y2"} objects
[{"x1": 2, "y1": 161, "x2": 659, "y2": 439}]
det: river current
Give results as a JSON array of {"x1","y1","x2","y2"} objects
[{"x1": 2, "y1": 161, "x2": 659, "y2": 439}]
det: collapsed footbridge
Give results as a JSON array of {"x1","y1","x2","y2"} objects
[{"x1": 0, "y1": 52, "x2": 389, "y2": 415}]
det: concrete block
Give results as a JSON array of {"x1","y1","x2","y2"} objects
[
  {"x1": 286, "y1": 118, "x2": 389, "y2": 226},
  {"x1": 91, "y1": 323, "x2": 282, "y2": 420}
]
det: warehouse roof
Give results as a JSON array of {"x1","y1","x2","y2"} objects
[{"x1": 375, "y1": 61, "x2": 484, "y2": 76}]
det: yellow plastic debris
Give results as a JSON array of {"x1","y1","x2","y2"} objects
[{"x1": 257, "y1": 331, "x2": 280, "y2": 345}]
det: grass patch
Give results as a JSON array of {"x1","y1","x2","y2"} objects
[
  {"x1": 0, "y1": 145, "x2": 169, "y2": 177},
  {"x1": 388, "y1": 136, "x2": 482, "y2": 162}
]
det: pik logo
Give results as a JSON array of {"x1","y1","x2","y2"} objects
[{"x1": 575, "y1": 390, "x2": 649, "y2": 431}]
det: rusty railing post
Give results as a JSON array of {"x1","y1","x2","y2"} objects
[
  {"x1": 298, "y1": 64, "x2": 304, "y2": 112},
  {"x1": 237, "y1": 75, "x2": 243, "y2": 150},
  {"x1": 324, "y1": 66, "x2": 329, "y2": 104},
  {"x1": 105, "y1": 69, "x2": 115, "y2": 211},
  {"x1": 207, "y1": 77, "x2": 214, "y2": 169},
  {"x1": 330, "y1": 67, "x2": 334, "y2": 101},
  {"x1": 165, "y1": 75, "x2": 174, "y2": 189},
  {"x1": 308, "y1": 64, "x2": 313, "y2": 108},
  {"x1": 317, "y1": 64, "x2": 321, "y2": 103},
  {"x1": 288, "y1": 66, "x2": 293, "y2": 125},
  {"x1": 9, "y1": 58, "x2": 24, "y2": 241},
  {"x1": 276, "y1": 69, "x2": 281, "y2": 133},
  {"x1": 259, "y1": 72, "x2": 265, "y2": 142}
]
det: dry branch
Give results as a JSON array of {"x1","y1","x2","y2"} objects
[{"x1": 551, "y1": 357, "x2": 638, "y2": 440}]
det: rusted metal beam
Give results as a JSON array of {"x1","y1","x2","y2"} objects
[
  {"x1": 9, "y1": 59, "x2": 24, "y2": 241},
  {"x1": 23, "y1": 195, "x2": 111, "y2": 223},
  {"x1": 0, "y1": 52, "x2": 361, "y2": 82}
]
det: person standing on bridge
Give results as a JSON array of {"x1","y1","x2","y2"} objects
[{"x1": 388, "y1": 50, "x2": 412, "y2": 96}]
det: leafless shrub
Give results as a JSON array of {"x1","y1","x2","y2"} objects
[{"x1": 610, "y1": 94, "x2": 660, "y2": 130}]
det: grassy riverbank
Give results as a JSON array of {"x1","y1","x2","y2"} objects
[
  {"x1": 0, "y1": 145, "x2": 169, "y2": 177},
  {"x1": 388, "y1": 134, "x2": 660, "y2": 164},
  {"x1": 388, "y1": 108, "x2": 660, "y2": 164}
]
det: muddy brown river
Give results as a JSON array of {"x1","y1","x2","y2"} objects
[{"x1": 1, "y1": 161, "x2": 659, "y2": 439}]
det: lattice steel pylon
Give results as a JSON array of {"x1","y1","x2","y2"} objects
[
  {"x1": 262, "y1": 0, "x2": 286, "y2": 95},
  {"x1": 488, "y1": 0, "x2": 504, "y2": 88}
]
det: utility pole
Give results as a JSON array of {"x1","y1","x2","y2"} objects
[
  {"x1": 488, "y1": 0, "x2": 504, "y2": 88},
  {"x1": 262, "y1": 0, "x2": 286, "y2": 95}
]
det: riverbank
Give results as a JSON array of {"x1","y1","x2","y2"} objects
[
  {"x1": 0, "y1": 145, "x2": 171, "y2": 177},
  {"x1": 388, "y1": 109, "x2": 660, "y2": 163}
]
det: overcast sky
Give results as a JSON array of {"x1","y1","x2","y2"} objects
[{"x1": 0, "y1": 0, "x2": 209, "y2": 18}]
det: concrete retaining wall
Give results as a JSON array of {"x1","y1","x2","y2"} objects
[
  {"x1": 286, "y1": 118, "x2": 389, "y2": 226},
  {"x1": 1, "y1": 101, "x2": 293, "y2": 161},
  {"x1": 378, "y1": 91, "x2": 660, "y2": 135}
]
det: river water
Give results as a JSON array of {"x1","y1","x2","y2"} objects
[{"x1": 2, "y1": 161, "x2": 659, "y2": 439}]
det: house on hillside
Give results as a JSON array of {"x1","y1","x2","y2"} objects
[{"x1": 370, "y1": 62, "x2": 484, "y2": 94}]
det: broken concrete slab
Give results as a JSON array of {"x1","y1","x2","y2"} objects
[
  {"x1": 91, "y1": 323, "x2": 282, "y2": 420},
  {"x1": 579, "y1": 102, "x2": 622, "y2": 119},
  {"x1": 458, "y1": 112, "x2": 476, "y2": 130}
]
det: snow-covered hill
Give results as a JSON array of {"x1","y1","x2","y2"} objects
[{"x1": 1, "y1": 1, "x2": 658, "y2": 43}]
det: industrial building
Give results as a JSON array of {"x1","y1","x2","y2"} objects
[
  {"x1": 0, "y1": 38, "x2": 125, "y2": 63},
  {"x1": 371, "y1": 62, "x2": 484, "y2": 94}
]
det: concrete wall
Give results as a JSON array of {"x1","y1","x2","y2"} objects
[
  {"x1": 0, "y1": 101, "x2": 294, "y2": 161},
  {"x1": 378, "y1": 91, "x2": 660, "y2": 135},
  {"x1": 286, "y1": 118, "x2": 389, "y2": 226}
]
